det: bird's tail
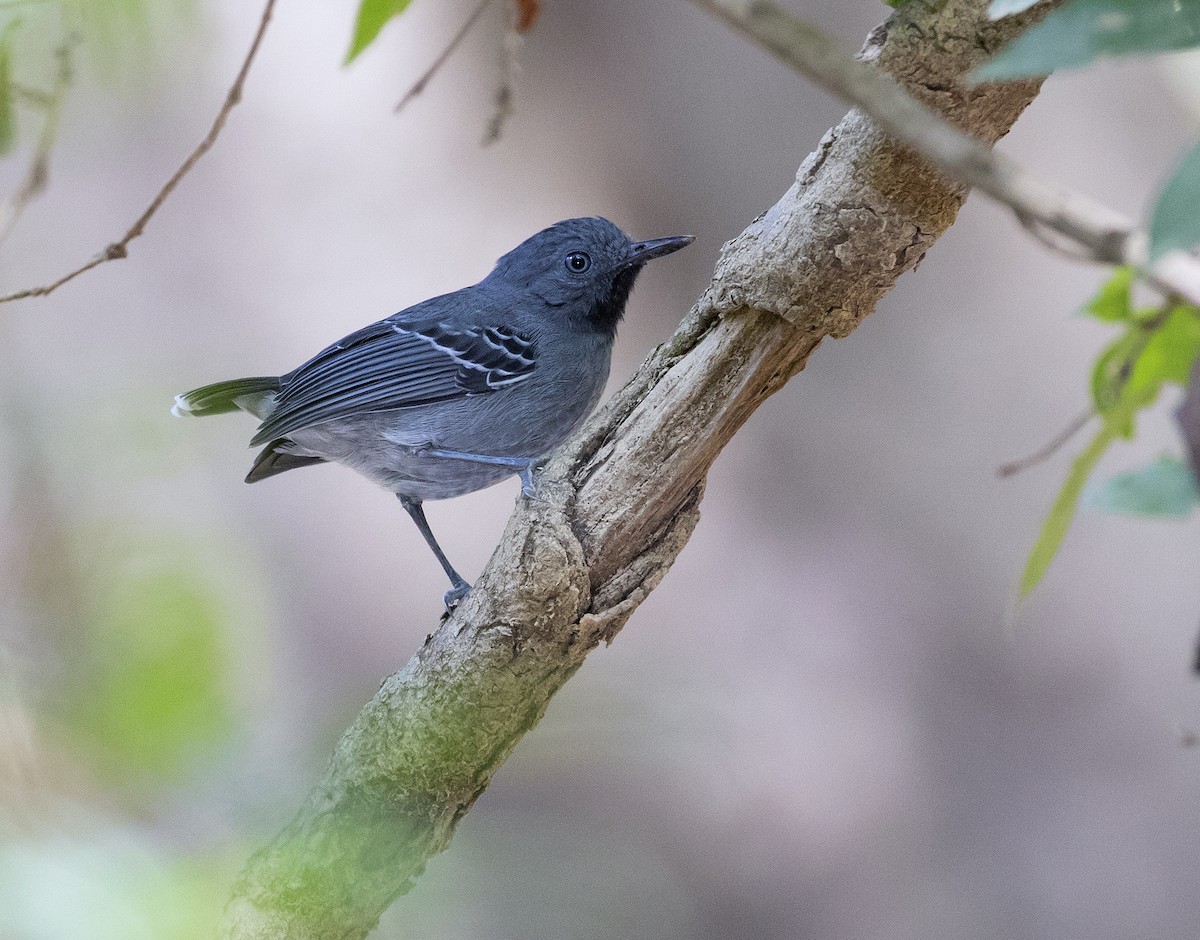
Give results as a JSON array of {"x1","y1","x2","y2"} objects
[{"x1": 172, "y1": 376, "x2": 280, "y2": 418}]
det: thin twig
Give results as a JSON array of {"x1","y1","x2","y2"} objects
[
  {"x1": 997, "y1": 406, "x2": 1095, "y2": 478},
  {"x1": 688, "y1": 0, "x2": 1200, "y2": 307},
  {"x1": 394, "y1": 0, "x2": 495, "y2": 114},
  {"x1": 482, "y1": 0, "x2": 522, "y2": 145},
  {"x1": 1014, "y1": 209, "x2": 1116, "y2": 265},
  {"x1": 0, "y1": 41, "x2": 73, "y2": 248},
  {"x1": 0, "y1": 0, "x2": 277, "y2": 305},
  {"x1": 11, "y1": 83, "x2": 53, "y2": 108}
]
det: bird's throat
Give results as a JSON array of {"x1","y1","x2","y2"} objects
[{"x1": 588, "y1": 265, "x2": 642, "y2": 334}]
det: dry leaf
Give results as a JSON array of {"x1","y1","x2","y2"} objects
[{"x1": 514, "y1": 0, "x2": 539, "y2": 33}]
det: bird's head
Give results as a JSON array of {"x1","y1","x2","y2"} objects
[{"x1": 486, "y1": 217, "x2": 693, "y2": 335}]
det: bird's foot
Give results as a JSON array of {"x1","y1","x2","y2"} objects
[
  {"x1": 443, "y1": 578, "x2": 472, "y2": 611},
  {"x1": 518, "y1": 459, "x2": 540, "y2": 500}
]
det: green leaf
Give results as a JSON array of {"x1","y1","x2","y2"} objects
[
  {"x1": 988, "y1": 0, "x2": 1046, "y2": 17},
  {"x1": 1127, "y1": 306, "x2": 1200, "y2": 394},
  {"x1": 1020, "y1": 416, "x2": 1122, "y2": 597},
  {"x1": 1089, "y1": 306, "x2": 1200, "y2": 426},
  {"x1": 1150, "y1": 139, "x2": 1200, "y2": 260},
  {"x1": 974, "y1": 0, "x2": 1200, "y2": 81},
  {"x1": 345, "y1": 0, "x2": 414, "y2": 64},
  {"x1": 1083, "y1": 455, "x2": 1199, "y2": 516},
  {"x1": 1081, "y1": 266, "x2": 1134, "y2": 322}
]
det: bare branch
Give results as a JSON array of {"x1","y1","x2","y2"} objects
[
  {"x1": 1015, "y1": 210, "x2": 1120, "y2": 264},
  {"x1": 394, "y1": 0, "x2": 495, "y2": 115},
  {"x1": 222, "y1": 3, "x2": 1058, "y2": 937},
  {"x1": 0, "y1": 0, "x2": 277, "y2": 305},
  {"x1": 997, "y1": 406, "x2": 1094, "y2": 478},
  {"x1": 688, "y1": 0, "x2": 1200, "y2": 307},
  {"x1": 392, "y1": 0, "x2": 530, "y2": 143}
]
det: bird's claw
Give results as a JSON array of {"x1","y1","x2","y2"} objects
[
  {"x1": 519, "y1": 461, "x2": 541, "y2": 500},
  {"x1": 443, "y1": 579, "x2": 472, "y2": 611}
]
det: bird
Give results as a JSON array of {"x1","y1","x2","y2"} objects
[{"x1": 173, "y1": 217, "x2": 693, "y2": 609}]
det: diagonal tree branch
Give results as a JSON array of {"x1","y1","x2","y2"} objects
[
  {"x1": 0, "y1": 0, "x2": 277, "y2": 305},
  {"x1": 222, "y1": 1, "x2": 1060, "y2": 937}
]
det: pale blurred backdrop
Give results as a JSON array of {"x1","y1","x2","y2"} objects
[{"x1": 2, "y1": 1, "x2": 1200, "y2": 938}]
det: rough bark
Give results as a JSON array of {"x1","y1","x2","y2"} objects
[{"x1": 223, "y1": 2, "x2": 1054, "y2": 936}]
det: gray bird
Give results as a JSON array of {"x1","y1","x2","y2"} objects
[{"x1": 173, "y1": 217, "x2": 693, "y2": 608}]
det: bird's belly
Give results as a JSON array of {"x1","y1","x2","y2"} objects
[
  {"x1": 284, "y1": 423, "x2": 513, "y2": 500},
  {"x1": 283, "y1": 384, "x2": 599, "y2": 501}
]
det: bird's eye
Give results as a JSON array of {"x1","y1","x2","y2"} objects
[{"x1": 565, "y1": 251, "x2": 592, "y2": 274}]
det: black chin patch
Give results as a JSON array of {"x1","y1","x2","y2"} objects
[{"x1": 588, "y1": 265, "x2": 642, "y2": 333}]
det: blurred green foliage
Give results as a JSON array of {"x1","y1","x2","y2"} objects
[
  {"x1": 57, "y1": 551, "x2": 233, "y2": 783},
  {"x1": 62, "y1": 0, "x2": 196, "y2": 83},
  {"x1": 0, "y1": 392, "x2": 258, "y2": 936},
  {"x1": 0, "y1": 347, "x2": 254, "y2": 932},
  {"x1": 0, "y1": 832, "x2": 237, "y2": 940},
  {"x1": 0, "y1": 20, "x2": 19, "y2": 156},
  {"x1": 0, "y1": 0, "x2": 198, "y2": 104}
]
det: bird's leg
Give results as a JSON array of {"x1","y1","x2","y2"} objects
[
  {"x1": 415, "y1": 447, "x2": 540, "y2": 498},
  {"x1": 397, "y1": 495, "x2": 471, "y2": 610}
]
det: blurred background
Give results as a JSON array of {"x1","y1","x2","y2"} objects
[{"x1": 2, "y1": 1, "x2": 1200, "y2": 937}]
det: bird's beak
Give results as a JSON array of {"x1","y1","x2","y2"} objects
[{"x1": 624, "y1": 235, "x2": 695, "y2": 267}]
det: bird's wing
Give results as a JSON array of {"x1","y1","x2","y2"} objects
[{"x1": 249, "y1": 318, "x2": 537, "y2": 445}]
